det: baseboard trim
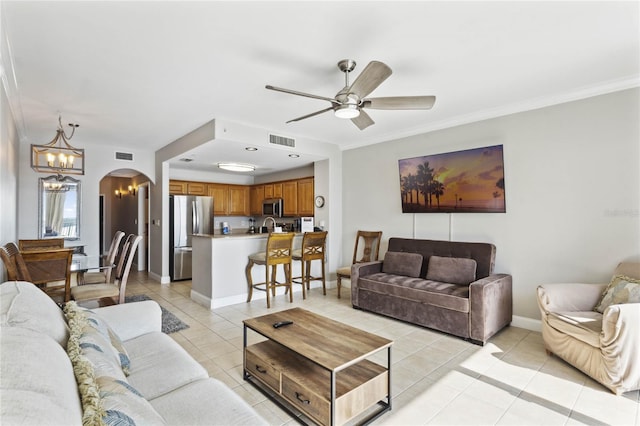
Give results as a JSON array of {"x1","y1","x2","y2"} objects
[{"x1": 511, "y1": 315, "x2": 542, "y2": 332}]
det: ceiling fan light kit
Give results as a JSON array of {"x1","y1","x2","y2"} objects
[{"x1": 266, "y1": 59, "x2": 436, "y2": 130}]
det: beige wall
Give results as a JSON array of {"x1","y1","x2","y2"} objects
[{"x1": 342, "y1": 88, "x2": 640, "y2": 322}]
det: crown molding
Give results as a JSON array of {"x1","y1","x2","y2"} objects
[{"x1": 342, "y1": 75, "x2": 640, "y2": 151}]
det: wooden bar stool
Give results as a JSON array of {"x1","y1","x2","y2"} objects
[
  {"x1": 245, "y1": 232, "x2": 295, "y2": 308},
  {"x1": 291, "y1": 231, "x2": 327, "y2": 299}
]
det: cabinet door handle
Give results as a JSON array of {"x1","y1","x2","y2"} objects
[
  {"x1": 255, "y1": 365, "x2": 267, "y2": 374},
  {"x1": 295, "y1": 392, "x2": 310, "y2": 405}
]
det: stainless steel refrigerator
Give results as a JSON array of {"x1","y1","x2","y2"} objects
[{"x1": 169, "y1": 195, "x2": 214, "y2": 280}]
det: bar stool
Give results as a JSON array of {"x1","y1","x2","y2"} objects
[
  {"x1": 291, "y1": 231, "x2": 327, "y2": 299},
  {"x1": 245, "y1": 232, "x2": 295, "y2": 308}
]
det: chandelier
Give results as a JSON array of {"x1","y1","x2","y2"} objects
[{"x1": 31, "y1": 115, "x2": 84, "y2": 175}]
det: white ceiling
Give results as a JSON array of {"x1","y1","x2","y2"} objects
[{"x1": 2, "y1": 1, "x2": 639, "y2": 175}]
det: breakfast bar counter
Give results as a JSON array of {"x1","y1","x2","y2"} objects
[{"x1": 191, "y1": 233, "x2": 320, "y2": 309}]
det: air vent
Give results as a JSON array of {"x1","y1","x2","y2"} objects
[
  {"x1": 269, "y1": 134, "x2": 295, "y2": 148},
  {"x1": 115, "y1": 152, "x2": 134, "y2": 161},
  {"x1": 179, "y1": 158, "x2": 194, "y2": 162}
]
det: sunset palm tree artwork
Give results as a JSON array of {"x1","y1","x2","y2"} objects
[{"x1": 398, "y1": 145, "x2": 506, "y2": 213}]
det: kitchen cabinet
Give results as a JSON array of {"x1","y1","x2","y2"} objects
[
  {"x1": 187, "y1": 182, "x2": 208, "y2": 196},
  {"x1": 228, "y1": 185, "x2": 250, "y2": 216},
  {"x1": 297, "y1": 178, "x2": 314, "y2": 216},
  {"x1": 250, "y1": 185, "x2": 264, "y2": 216},
  {"x1": 282, "y1": 181, "x2": 298, "y2": 216},
  {"x1": 208, "y1": 184, "x2": 229, "y2": 216},
  {"x1": 264, "y1": 183, "x2": 283, "y2": 199},
  {"x1": 169, "y1": 180, "x2": 187, "y2": 195}
]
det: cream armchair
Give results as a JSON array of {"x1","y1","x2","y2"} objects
[{"x1": 537, "y1": 262, "x2": 640, "y2": 395}]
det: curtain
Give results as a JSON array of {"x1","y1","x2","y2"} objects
[{"x1": 45, "y1": 191, "x2": 66, "y2": 236}]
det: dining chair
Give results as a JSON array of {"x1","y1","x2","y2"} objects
[
  {"x1": 245, "y1": 232, "x2": 295, "y2": 308},
  {"x1": 291, "y1": 231, "x2": 328, "y2": 299},
  {"x1": 336, "y1": 230, "x2": 382, "y2": 298},
  {"x1": 19, "y1": 247, "x2": 74, "y2": 302},
  {"x1": 18, "y1": 238, "x2": 64, "y2": 251},
  {"x1": 80, "y1": 230, "x2": 126, "y2": 285},
  {"x1": 1, "y1": 242, "x2": 32, "y2": 281},
  {"x1": 70, "y1": 234, "x2": 142, "y2": 306}
]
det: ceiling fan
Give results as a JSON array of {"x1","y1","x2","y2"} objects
[{"x1": 266, "y1": 59, "x2": 436, "y2": 130}]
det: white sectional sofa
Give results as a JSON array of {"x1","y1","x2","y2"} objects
[{"x1": 0, "y1": 281, "x2": 267, "y2": 425}]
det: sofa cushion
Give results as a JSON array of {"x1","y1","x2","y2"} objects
[
  {"x1": 594, "y1": 275, "x2": 640, "y2": 313},
  {"x1": 0, "y1": 326, "x2": 83, "y2": 425},
  {"x1": 0, "y1": 281, "x2": 69, "y2": 347},
  {"x1": 124, "y1": 331, "x2": 209, "y2": 400},
  {"x1": 358, "y1": 273, "x2": 470, "y2": 312},
  {"x1": 150, "y1": 379, "x2": 268, "y2": 425},
  {"x1": 81, "y1": 307, "x2": 131, "y2": 375},
  {"x1": 547, "y1": 311, "x2": 602, "y2": 348},
  {"x1": 426, "y1": 256, "x2": 477, "y2": 285},
  {"x1": 382, "y1": 251, "x2": 423, "y2": 278}
]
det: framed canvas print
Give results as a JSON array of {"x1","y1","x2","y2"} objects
[{"x1": 398, "y1": 144, "x2": 505, "y2": 213}]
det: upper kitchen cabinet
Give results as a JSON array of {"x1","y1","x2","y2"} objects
[
  {"x1": 169, "y1": 180, "x2": 187, "y2": 195},
  {"x1": 264, "y1": 183, "x2": 283, "y2": 199},
  {"x1": 282, "y1": 181, "x2": 298, "y2": 216},
  {"x1": 228, "y1": 185, "x2": 250, "y2": 216},
  {"x1": 297, "y1": 178, "x2": 314, "y2": 216},
  {"x1": 250, "y1": 185, "x2": 264, "y2": 216},
  {"x1": 187, "y1": 182, "x2": 208, "y2": 196},
  {"x1": 208, "y1": 184, "x2": 229, "y2": 216}
]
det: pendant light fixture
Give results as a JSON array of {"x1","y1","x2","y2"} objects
[{"x1": 31, "y1": 115, "x2": 85, "y2": 175}]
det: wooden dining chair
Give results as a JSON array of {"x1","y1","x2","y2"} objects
[
  {"x1": 18, "y1": 238, "x2": 65, "y2": 251},
  {"x1": 20, "y1": 247, "x2": 75, "y2": 302},
  {"x1": 336, "y1": 230, "x2": 382, "y2": 298},
  {"x1": 80, "y1": 230, "x2": 126, "y2": 285},
  {"x1": 1, "y1": 242, "x2": 32, "y2": 281},
  {"x1": 71, "y1": 234, "x2": 142, "y2": 306}
]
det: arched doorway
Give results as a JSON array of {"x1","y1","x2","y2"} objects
[{"x1": 99, "y1": 169, "x2": 151, "y2": 272}]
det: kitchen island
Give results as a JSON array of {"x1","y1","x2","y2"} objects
[{"x1": 191, "y1": 233, "x2": 322, "y2": 309}]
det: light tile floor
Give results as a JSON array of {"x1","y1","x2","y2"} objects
[{"x1": 124, "y1": 272, "x2": 640, "y2": 425}]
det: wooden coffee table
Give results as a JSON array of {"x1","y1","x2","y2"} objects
[{"x1": 243, "y1": 308, "x2": 392, "y2": 425}]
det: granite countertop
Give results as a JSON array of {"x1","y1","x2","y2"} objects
[{"x1": 193, "y1": 231, "x2": 304, "y2": 240}]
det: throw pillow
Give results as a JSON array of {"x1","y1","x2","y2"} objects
[
  {"x1": 65, "y1": 302, "x2": 166, "y2": 425},
  {"x1": 426, "y1": 256, "x2": 477, "y2": 285},
  {"x1": 594, "y1": 275, "x2": 640, "y2": 313},
  {"x1": 382, "y1": 252, "x2": 424, "y2": 278},
  {"x1": 64, "y1": 302, "x2": 131, "y2": 375}
]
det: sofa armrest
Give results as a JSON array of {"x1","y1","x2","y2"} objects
[
  {"x1": 536, "y1": 283, "x2": 607, "y2": 314},
  {"x1": 351, "y1": 261, "x2": 383, "y2": 306},
  {"x1": 93, "y1": 300, "x2": 162, "y2": 341},
  {"x1": 469, "y1": 274, "x2": 513, "y2": 343},
  {"x1": 600, "y1": 303, "x2": 640, "y2": 394}
]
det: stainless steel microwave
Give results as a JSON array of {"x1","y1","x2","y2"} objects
[{"x1": 262, "y1": 198, "x2": 283, "y2": 217}]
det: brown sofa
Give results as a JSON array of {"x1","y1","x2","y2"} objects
[{"x1": 351, "y1": 238, "x2": 512, "y2": 344}]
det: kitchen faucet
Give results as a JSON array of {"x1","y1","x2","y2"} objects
[{"x1": 262, "y1": 216, "x2": 276, "y2": 231}]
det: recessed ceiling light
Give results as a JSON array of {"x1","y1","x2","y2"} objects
[
  {"x1": 245, "y1": 147, "x2": 258, "y2": 151},
  {"x1": 217, "y1": 162, "x2": 255, "y2": 172},
  {"x1": 288, "y1": 154, "x2": 300, "y2": 158}
]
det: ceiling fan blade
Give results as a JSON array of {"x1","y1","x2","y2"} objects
[
  {"x1": 351, "y1": 109, "x2": 375, "y2": 130},
  {"x1": 266, "y1": 85, "x2": 339, "y2": 104},
  {"x1": 286, "y1": 106, "x2": 334, "y2": 123},
  {"x1": 348, "y1": 61, "x2": 392, "y2": 99},
  {"x1": 362, "y1": 96, "x2": 436, "y2": 110}
]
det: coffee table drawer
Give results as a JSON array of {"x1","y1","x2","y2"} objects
[
  {"x1": 282, "y1": 373, "x2": 329, "y2": 425},
  {"x1": 245, "y1": 346, "x2": 281, "y2": 391}
]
